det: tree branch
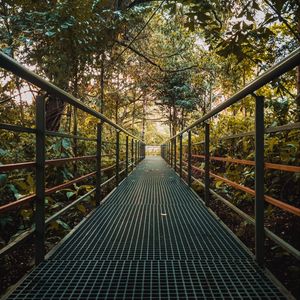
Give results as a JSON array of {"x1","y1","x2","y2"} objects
[{"x1": 115, "y1": 40, "x2": 198, "y2": 73}]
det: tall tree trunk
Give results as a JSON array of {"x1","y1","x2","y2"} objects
[
  {"x1": 172, "y1": 104, "x2": 177, "y2": 136},
  {"x1": 181, "y1": 107, "x2": 184, "y2": 130}
]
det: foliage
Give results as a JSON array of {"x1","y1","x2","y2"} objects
[{"x1": 0, "y1": 0, "x2": 300, "y2": 297}]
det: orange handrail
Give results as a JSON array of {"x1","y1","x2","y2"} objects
[
  {"x1": 192, "y1": 154, "x2": 300, "y2": 173},
  {"x1": 182, "y1": 161, "x2": 300, "y2": 216}
]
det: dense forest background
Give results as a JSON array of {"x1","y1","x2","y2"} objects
[{"x1": 0, "y1": 0, "x2": 299, "y2": 297}]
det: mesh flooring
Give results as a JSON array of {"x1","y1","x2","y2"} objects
[{"x1": 8, "y1": 157, "x2": 286, "y2": 299}]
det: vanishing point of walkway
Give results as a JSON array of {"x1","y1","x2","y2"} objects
[{"x1": 8, "y1": 157, "x2": 285, "y2": 299}]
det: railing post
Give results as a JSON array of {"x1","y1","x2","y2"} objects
[
  {"x1": 142, "y1": 142, "x2": 145, "y2": 159},
  {"x1": 179, "y1": 135, "x2": 183, "y2": 178},
  {"x1": 170, "y1": 140, "x2": 173, "y2": 167},
  {"x1": 125, "y1": 135, "x2": 129, "y2": 177},
  {"x1": 204, "y1": 122, "x2": 210, "y2": 206},
  {"x1": 116, "y1": 130, "x2": 120, "y2": 185},
  {"x1": 255, "y1": 95, "x2": 265, "y2": 266},
  {"x1": 96, "y1": 122, "x2": 102, "y2": 205},
  {"x1": 174, "y1": 137, "x2": 177, "y2": 172},
  {"x1": 166, "y1": 143, "x2": 169, "y2": 163},
  {"x1": 35, "y1": 96, "x2": 46, "y2": 265},
  {"x1": 131, "y1": 138, "x2": 134, "y2": 170},
  {"x1": 135, "y1": 140, "x2": 138, "y2": 165},
  {"x1": 188, "y1": 130, "x2": 192, "y2": 187}
]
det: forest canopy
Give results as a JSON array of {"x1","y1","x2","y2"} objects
[{"x1": 0, "y1": 0, "x2": 300, "y2": 297}]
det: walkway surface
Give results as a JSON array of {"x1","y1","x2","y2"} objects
[{"x1": 8, "y1": 157, "x2": 285, "y2": 299}]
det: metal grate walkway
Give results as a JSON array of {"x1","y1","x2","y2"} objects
[{"x1": 7, "y1": 157, "x2": 286, "y2": 299}]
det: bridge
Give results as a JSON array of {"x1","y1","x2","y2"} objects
[{"x1": 1, "y1": 49, "x2": 300, "y2": 299}]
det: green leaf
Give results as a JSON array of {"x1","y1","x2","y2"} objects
[
  {"x1": 215, "y1": 181, "x2": 223, "y2": 188},
  {"x1": 45, "y1": 31, "x2": 56, "y2": 37},
  {"x1": 56, "y1": 219, "x2": 71, "y2": 230},
  {"x1": 76, "y1": 204, "x2": 86, "y2": 213},
  {"x1": 62, "y1": 138, "x2": 71, "y2": 149},
  {"x1": 66, "y1": 191, "x2": 75, "y2": 199},
  {"x1": 0, "y1": 174, "x2": 7, "y2": 187},
  {"x1": 7, "y1": 184, "x2": 22, "y2": 199},
  {"x1": 0, "y1": 149, "x2": 7, "y2": 157},
  {"x1": 2, "y1": 47, "x2": 12, "y2": 56}
]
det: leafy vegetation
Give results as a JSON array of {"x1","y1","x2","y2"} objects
[{"x1": 0, "y1": 0, "x2": 299, "y2": 297}]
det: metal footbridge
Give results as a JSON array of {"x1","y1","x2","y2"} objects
[
  {"x1": 7, "y1": 157, "x2": 285, "y2": 299},
  {"x1": 1, "y1": 49, "x2": 300, "y2": 299}
]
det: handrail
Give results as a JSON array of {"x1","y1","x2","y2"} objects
[
  {"x1": 0, "y1": 162, "x2": 135, "y2": 259},
  {"x1": 0, "y1": 51, "x2": 141, "y2": 140},
  {"x1": 170, "y1": 47, "x2": 300, "y2": 139},
  {"x1": 0, "y1": 160, "x2": 129, "y2": 214},
  {"x1": 188, "y1": 162, "x2": 300, "y2": 216},
  {"x1": 0, "y1": 51, "x2": 146, "y2": 266},
  {"x1": 161, "y1": 49, "x2": 300, "y2": 266},
  {"x1": 192, "y1": 154, "x2": 300, "y2": 173}
]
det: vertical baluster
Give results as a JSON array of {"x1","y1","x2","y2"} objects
[
  {"x1": 96, "y1": 122, "x2": 102, "y2": 205},
  {"x1": 131, "y1": 138, "x2": 134, "y2": 170},
  {"x1": 125, "y1": 135, "x2": 129, "y2": 177},
  {"x1": 116, "y1": 130, "x2": 120, "y2": 185},
  {"x1": 170, "y1": 140, "x2": 173, "y2": 167},
  {"x1": 174, "y1": 137, "x2": 177, "y2": 172},
  {"x1": 179, "y1": 134, "x2": 183, "y2": 178},
  {"x1": 135, "y1": 140, "x2": 138, "y2": 165},
  {"x1": 35, "y1": 96, "x2": 46, "y2": 265},
  {"x1": 188, "y1": 130, "x2": 192, "y2": 187},
  {"x1": 204, "y1": 122, "x2": 210, "y2": 206},
  {"x1": 255, "y1": 95, "x2": 265, "y2": 266}
]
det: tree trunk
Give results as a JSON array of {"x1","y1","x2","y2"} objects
[
  {"x1": 45, "y1": 95, "x2": 65, "y2": 131},
  {"x1": 172, "y1": 104, "x2": 177, "y2": 136}
]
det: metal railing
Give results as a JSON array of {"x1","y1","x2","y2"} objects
[
  {"x1": 161, "y1": 48, "x2": 300, "y2": 266},
  {"x1": 0, "y1": 52, "x2": 146, "y2": 264}
]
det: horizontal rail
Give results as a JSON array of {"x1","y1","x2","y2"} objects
[
  {"x1": 45, "y1": 189, "x2": 96, "y2": 224},
  {"x1": 0, "y1": 52, "x2": 142, "y2": 141},
  {"x1": 192, "y1": 154, "x2": 300, "y2": 173},
  {"x1": 0, "y1": 161, "x2": 128, "y2": 213},
  {"x1": 222, "y1": 122, "x2": 300, "y2": 140},
  {"x1": 0, "y1": 161, "x2": 36, "y2": 172},
  {"x1": 0, "y1": 161, "x2": 127, "y2": 213},
  {"x1": 192, "y1": 122, "x2": 300, "y2": 146},
  {"x1": 0, "y1": 156, "x2": 97, "y2": 172},
  {"x1": 45, "y1": 171, "x2": 96, "y2": 195},
  {"x1": 170, "y1": 48, "x2": 300, "y2": 139},
  {"x1": 181, "y1": 168, "x2": 300, "y2": 260},
  {"x1": 45, "y1": 130, "x2": 97, "y2": 142},
  {"x1": 0, "y1": 172, "x2": 96, "y2": 213},
  {"x1": 0, "y1": 123, "x2": 36, "y2": 134},
  {"x1": 188, "y1": 163, "x2": 300, "y2": 216},
  {"x1": 0, "y1": 161, "x2": 133, "y2": 259}
]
